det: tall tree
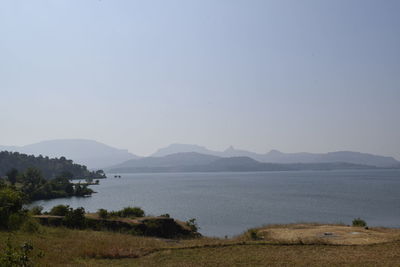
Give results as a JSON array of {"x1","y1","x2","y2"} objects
[{"x1": 5, "y1": 168, "x2": 18, "y2": 185}]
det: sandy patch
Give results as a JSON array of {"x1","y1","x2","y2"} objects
[{"x1": 258, "y1": 224, "x2": 400, "y2": 245}]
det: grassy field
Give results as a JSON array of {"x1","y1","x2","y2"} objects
[{"x1": 1, "y1": 224, "x2": 400, "y2": 266}]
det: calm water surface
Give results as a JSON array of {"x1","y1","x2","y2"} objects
[{"x1": 32, "y1": 169, "x2": 400, "y2": 237}]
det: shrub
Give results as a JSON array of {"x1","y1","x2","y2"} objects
[
  {"x1": 0, "y1": 239, "x2": 43, "y2": 267},
  {"x1": 144, "y1": 220, "x2": 163, "y2": 236},
  {"x1": 186, "y1": 218, "x2": 199, "y2": 232},
  {"x1": 29, "y1": 206, "x2": 43, "y2": 215},
  {"x1": 49, "y1": 205, "x2": 70, "y2": 216},
  {"x1": 119, "y1": 207, "x2": 145, "y2": 218},
  {"x1": 64, "y1": 207, "x2": 86, "y2": 229},
  {"x1": 97, "y1": 209, "x2": 108, "y2": 219},
  {"x1": 20, "y1": 218, "x2": 41, "y2": 233},
  {"x1": 248, "y1": 229, "x2": 259, "y2": 240},
  {"x1": 7, "y1": 213, "x2": 27, "y2": 231},
  {"x1": 0, "y1": 187, "x2": 24, "y2": 229},
  {"x1": 352, "y1": 218, "x2": 367, "y2": 227}
]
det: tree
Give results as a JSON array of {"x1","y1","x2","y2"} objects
[
  {"x1": 0, "y1": 187, "x2": 24, "y2": 229},
  {"x1": 20, "y1": 168, "x2": 46, "y2": 196},
  {"x1": 186, "y1": 218, "x2": 199, "y2": 232},
  {"x1": 64, "y1": 207, "x2": 86, "y2": 229},
  {"x1": 0, "y1": 151, "x2": 102, "y2": 181},
  {"x1": 57, "y1": 171, "x2": 74, "y2": 180},
  {"x1": 5, "y1": 168, "x2": 18, "y2": 186},
  {"x1": 49, "y1": 205, "x2": 70, "y2": 216}
]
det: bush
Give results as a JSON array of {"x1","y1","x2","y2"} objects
[
  {"x1": 0, "y1": 238, "x2": 43, "y2": 267},
  {"x1": 0, "y1": 187, "x2": 24, "y2": 229},
  {"x1": 117, "y1": 207, "x2": 145, "y2": 218},
  {"x1": 248, "y1": 229, "x2": 259, "y2": 240},
  {"x1": 63, "y1": 207, "x2": 86, "y2": 229},
  {"x1": 97, "y1": 209, "x2": 108, "y2": 219},
  {"x1": 20, "y1": 218, "x2": 41, "y2": 233},
  {"x1": 7, "y1": 213, "x2": 27, "y2": 231},
  {"x1": 186, "y1": 218, "x2": 199, "y2": 232},
  {"x1": 352, "y1": 218, "x2": 367, "y2": 227},
  {"x1": 29, "y1": 206, "x2": 43, "y2": 215},
  {"x1": 49, "y1": 205, "x2": 70, "y2": 216}
]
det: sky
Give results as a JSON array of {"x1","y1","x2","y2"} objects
[{"x1": 0, "y1": 0, "x2": 399, "y2": 159}]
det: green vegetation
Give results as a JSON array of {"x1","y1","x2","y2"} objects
[
  {"x1": 247, "y1": 229, "x2": 260, "y2": 240},
  {"x1": 29, "y1": 206, "x2": 43, "y2": 216},
  {"x1": 97, "y1": 208, "x2": 108, "y2": 219},
  {"x1": 33, "y1": 205, "x2": 197, "y2": 238},
  {"x1": 109, "y1": 206, "x2": 145, "y2": 218},
  {"x1": 352, "y1": 217, "x2": 367, "y2": 227},
  {"x1": 0, "y1": 151, "x2": 105, "y2": 180},
  {"x1": 0, "y1": 152, "x2": 101, "y2": 202},
  {"x1": 96, "y1": 207, "x2": 145, "y2": 219},
  {"x1": 0, "y1": 186, "x2": 25, "y2": 230},
  {"x1": 1, "y1": 168, "x2": 94, "y2": 202},
  {"x1": 49, "y1": 205, "x2": 70, "y2": 216},
  {"x1": 0, "y1": 238, "x2": 42, "y2": 267},
  {"x1": 64, "y1": 207, "x2": 86, "y2": 229},
  {"x1": 185, "y1": 218, "x2": 199, "y2": 232}
]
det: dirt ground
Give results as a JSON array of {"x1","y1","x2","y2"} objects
[{"x1": 258, "y1": 224, "x2": 400, "y2": 245}]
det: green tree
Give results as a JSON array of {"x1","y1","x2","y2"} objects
[
  {"x1": 20, "y1": 168, "x2": 46, "y2": 197},
  {"x1": 352, "y1": 218, "x2": 367, "y2": 227},
  {"x1": 5, "y1": 168, "x2": 18, "y2": 186},
  {"x1": 57, "y1": 171, "x2": 74, "y2": 180},
  {"x1": 49, "y1": 205, "x2": 70, "y2": 216},
  {"x1": 64, "y1": 207, "x2": 86, "y2": 229},
  {"x1": 0, "y1": 187, "x2": 24, "y2": 229},
  {"x1": 186, "y1": 218, "x2": 199, "y2": 232}
]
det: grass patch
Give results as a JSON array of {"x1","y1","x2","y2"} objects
[{"x1": 1, "y1": 224, "x2": 400, "y2": 266}]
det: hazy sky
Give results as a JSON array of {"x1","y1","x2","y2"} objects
[{"x1": 1, "y1": 0, "x2": 399, "y2": 159}]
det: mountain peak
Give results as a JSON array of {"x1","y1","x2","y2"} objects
[
  {"x1": 151, "y1": 143, "x2": 216, "y2": 157},
  {"x1": 268, "y1": 149, "x2": 283, "y2": 155}
]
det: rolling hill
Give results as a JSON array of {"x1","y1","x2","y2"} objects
[
  {"x1": 151, "y1": 144, "x2": 399, "y2": 167},
  {"x1": 107, "y1": 152, "x2": 378, "y2": 173},
  {"x1": 0, "y1": 139, "x2": 139, "y2": 169}
]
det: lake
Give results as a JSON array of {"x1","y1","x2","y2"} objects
[{"x1": 31, "y1": 169, "x2": 400, "y2": 237}]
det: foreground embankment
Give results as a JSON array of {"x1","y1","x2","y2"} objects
[{"x1": 1, "y1": 223, "x2": 399, "y2": 266}]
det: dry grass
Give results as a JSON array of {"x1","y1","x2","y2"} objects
[
  {"x1": 0, "y1": 226, "x2": 227, "y2": 265},
  {"x1": 0, "y1": 227, "x2": 171, "y2": 266},
  {"x1": 126, "y1": 241, "x2": 400, "y2": 267},
  {"x1": 255, "y1": 224, "x2": 400, "y2": 245},
  {"x1": 1, "y1": 224, "x2": 400, "y2": 266}
]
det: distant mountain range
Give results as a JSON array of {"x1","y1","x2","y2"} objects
[
  {"x1": 152, "y1": 144, "x2": 399, "y2": 168},
  {"x1": 1, "y1": 140, "x2": 398, "y2": 170},
  {"x1": 0, "y1": 139, "x2": 139, "y2": 169},
  {"x1": 106, "y1": 152, "x2": 380, "y2": 173}
]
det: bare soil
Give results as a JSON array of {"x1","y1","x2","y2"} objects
[{"x1": 258, "y1": 224, "x2": 400, "y2": 245}]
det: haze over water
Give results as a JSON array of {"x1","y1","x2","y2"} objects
[{"x1": 32, "y1": 169, "x2": 400, "y2": 237}]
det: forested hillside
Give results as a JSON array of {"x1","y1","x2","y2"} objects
[{"x1": 0, "y1": 151, "x2": 105, "y2": 179}]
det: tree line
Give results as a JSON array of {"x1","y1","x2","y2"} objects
[
  {"x1": 0, "y1": 151, "x2": 105, "y2": 179},
  {"x1": 1, "y1": 168, "x2": 94, "y2": 201}
]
